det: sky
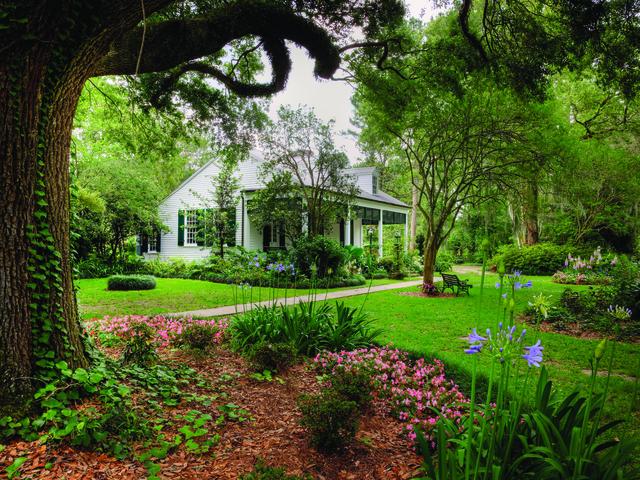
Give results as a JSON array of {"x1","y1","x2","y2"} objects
[{"x1": 267, "y1": 1, "x2": 443, "y2": 163}]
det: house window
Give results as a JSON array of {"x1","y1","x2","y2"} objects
[
  {"x1": 185, "y1": 210, "x2": 199, "y2": 246},
  {"x1": 148, "y1": 235, "x2": 157, "y2": 253},
  {"x1": 372, "y1": 174, "x2": 378, "y2": 194}
]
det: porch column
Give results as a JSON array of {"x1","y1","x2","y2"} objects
[
  {"x1": 404, "y1": 213, "x2": 409, "y2": 253},
  {"x1": 345, "y1": 215, "x2": 351, "y2": 246},
  {"x1": 378, "y1": 209, "x2": 384, "y2": 257}
]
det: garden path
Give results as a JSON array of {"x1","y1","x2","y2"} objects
[{"x1": 167, "y1": 279, "x2": 424, "y2": 317}]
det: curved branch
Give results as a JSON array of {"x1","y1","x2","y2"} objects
[
  {"x1": 459, "y1": 0, "x2": 488, "y2": 63},
  {"x1": 94, "y1": 2, "x2": 340, "y2": 96},
  {"x1": 150, "y1": 36, "x2": 290, "y2": 102}
]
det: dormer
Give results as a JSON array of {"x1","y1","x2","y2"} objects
[{"x1": 344, "y1": 167, "x2": 379, "y2": 195}]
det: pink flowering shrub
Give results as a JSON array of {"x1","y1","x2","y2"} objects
[
  {"x1": 88, "y1": 315, "x2": 228, "y2": 348},
  {"x1": 314, "y1": 347, "x2": 467, "y2": 443}
]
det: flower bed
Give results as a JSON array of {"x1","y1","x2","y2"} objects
[
  {"x1": 551, "y1": 247, "x2": 616, "y2": 285},
  {"x1": 314, "y1": 347, "x2": 466, "y2": 443},
  {"x1": 88, "y1": 315, "x2": 228, "y2": 348}
]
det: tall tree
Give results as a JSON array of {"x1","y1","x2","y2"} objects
[
  {"x1": 0, "y1": 0, "x2": 403, "y2": 413},
  {"x1": 351, "y1": 18, "x2": 530, "y2": 288}
]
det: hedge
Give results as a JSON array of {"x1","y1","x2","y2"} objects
[{"x1": 107, "y1": 275, "x2": 157, "y2": 291}]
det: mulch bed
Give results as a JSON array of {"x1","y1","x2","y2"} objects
[
  {"x1": 399, "y1": 291, "x2": 456, "y2": 299},
  {"x1": 0, "y1": 347, "x2": 422, "y2": 480}
]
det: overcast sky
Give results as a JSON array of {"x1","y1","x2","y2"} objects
[{"x1": 268, "y1": 1, "x2": 443, "y2": 163}]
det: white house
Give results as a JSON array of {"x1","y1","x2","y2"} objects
[{"x1": 139, "y1": 150, "x2": 409, "y2": 260}]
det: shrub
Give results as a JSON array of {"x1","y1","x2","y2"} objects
[
  {"x1": 231, "y1": 301, "x2": 382, "y2": 357},
  {"x1": 239, "y1": 460, "x2": 312, "y2": 480},
  {"x1": 292, "y1": 235, "x2": 346, "y2": 278},
  {"x1": 76, "y1": 254, "x2": 111, "y2": 279},
  {"x1": 121, "y1": 322, "x2": 157, "y2": 366},
  {"x1": 315, "y1": 348, "x2": 465, "y2": 443},
  {"x1": 107, "y1": 274, "x2": 156, "y2": 291},
  {"x1": 490, "y1": 243, "x2": 580, "y2": 275},
  {"x1": 328, "y1": 368, "x2": 373, "y2": 409},
  {"x1": 247, "y1": 341, "x2": 298, "y2": 372},
  {"x1": 297, "y1": 390, "x2": 359, "y2": 452},
  {"x1": 434, "y1": 251, "x2": 454, "y2": 272},
  {"x1": 318, "y1": 302, "x2": 383, "y2": 353},
  {"x1": 175, "y1": 323, "x2": 221, "y2": 351}
]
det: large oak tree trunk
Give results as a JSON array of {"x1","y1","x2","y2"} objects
[
  {"x1": 0, "y1": 39, "x2": 94, "y2": 413},
  {"x1": 0, "y1": 49, "x2": 45, "y2": 413},
  {"x1": 0, "y1": 1, "x2": 163, "y2": 414}
]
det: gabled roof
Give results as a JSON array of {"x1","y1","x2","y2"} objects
[{"x1": 161, "y1": 150, "x2": 409, "y2": 209}]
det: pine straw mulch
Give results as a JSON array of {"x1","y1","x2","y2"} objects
[{"x1": 0, "y1": 347, "x2": 422, "y2": 480}]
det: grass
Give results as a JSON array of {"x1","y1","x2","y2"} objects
[
  {"x1": 330, "y1": 271, "x2": 640, "y2": 437},
  {"x1": 76, "y1": 276, "x2": 420, "y2": 318}
]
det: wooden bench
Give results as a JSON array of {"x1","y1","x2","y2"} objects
[{"x1": 439, "y1": 272, "x2": 473, "y2": 296}]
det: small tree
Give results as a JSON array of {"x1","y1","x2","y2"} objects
[
  {"x1": 248, "y1": 171, "x2": 305, "y2": 243},
  {"x1": 256, "y1": 106, "x2": 359, "y2": 237},
  {"x1": 193, "y1": 161, "x2": 240, "y2": 258}
]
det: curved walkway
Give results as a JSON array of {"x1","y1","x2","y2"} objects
[{"x1": 167, "y1": 279, "x2": 423, "y2": 318}]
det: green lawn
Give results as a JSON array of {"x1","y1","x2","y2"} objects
[
  {"x1": 329, "y1": 271, "x2": 640, "y2": 437},
  {"x1": 76, "y1": 276, "x2": 420, "y2": 318}
]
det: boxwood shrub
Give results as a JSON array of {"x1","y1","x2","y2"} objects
[{"x1": 107, "y1": 274, "x2": 157, "y2": 291}]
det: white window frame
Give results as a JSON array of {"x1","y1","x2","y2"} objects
[
  {"x1": 148, "y1": 235, "x2": 158, "y2": 253},
  {"x1": 185, "y1": 210, "x2": 199, "y2": 246}
]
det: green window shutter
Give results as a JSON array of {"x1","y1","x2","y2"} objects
[
  {"x1": 156, "y1": 231, "x2": 162, "y2": 252},
  {"x1": 178, "y1": 210, "x2": 184, "y2": 246},
  {"x1": 196, "y1": 209, "x2": 206, "y2": 246}
]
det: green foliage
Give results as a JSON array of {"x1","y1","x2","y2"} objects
[
  {"x1": 230, "y1": 301, "x2": 382, "y2": 357},
  {"x1": 297, "y1": 391, "x2": 359, "y2": 452},
  {"x1": 258, "y1": 106, "x2": 359, "y2": 237},
  {"x1": 434, "y1": 251, "x2": 455, "y2": 273},
  {"x1": 175, "y1": 323, "x2": 221, "y2": 352},
  {"x1": 418, "y1": 364, "x2": 639, "y2": 480},
  {"x1": 327, "y1": 368, "x2": 373, "y2": 410},
  {"x1": 490, "y1": 243, "x2": 579, "y2": 275},
  {"x1": 121, "y1": 322, "x2": 158, "y2": 366},
  {"x1": 291, "y1": 235, "x2": 346, "y2": 278},
  {"x1": 239, "y1": 460, "x2": 313, "y2": 480},
  {"x1": 246, "y1": 342, "x2": 297, "y2": 372},
  {"x1": 107, "y1": 274, "x2": 157, "y2": 291}
]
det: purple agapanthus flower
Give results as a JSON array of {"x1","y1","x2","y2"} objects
[
  {"x1": 501, "y1": 293, "x2": 507, "y2": 299},
  {"x1": 495, "y1": 282, "x2": 501, "y2": 288},
  {"x1": 523, "y1": 280, "x2": 533, "y2": 288},
  {"x1": 514, "y1": 281, "x2": 522, "y2": 290},
  {"x1": 465, "y1": 344, "x2": 483, "y2": 355},
  {"x1": 522, "y1": 339, "x2": 544, "y2": 367},
  {"x1": 468, "y1": 328, "x2": 487, "y2": 343}
]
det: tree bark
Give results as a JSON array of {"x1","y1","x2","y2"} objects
[
  {"x1": 523, "y1": 180, "x2": 539, "y2": 245},
  {"x1": 422, "y1": 238, "x2": 438, "y2": 288},
  {"x1": 409, "y1": 185, "x2": 418, "y2": 251},
  {"x1": 0, "y1": 47, "x2": 45, "y2": 414}
]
